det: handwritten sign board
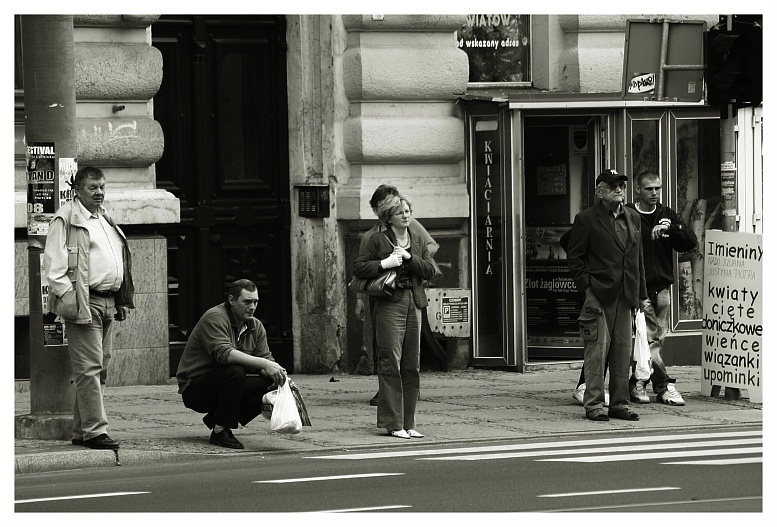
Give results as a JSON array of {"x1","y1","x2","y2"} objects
[{"x1": 701, "y1": 230, "x2": 762, "y2": 403}]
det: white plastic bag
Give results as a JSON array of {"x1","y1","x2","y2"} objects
[
  {"x1": 634, "y1": 310, "x2": 652, "y2": 381},
  {"x1": 270, "y1": 380, "x2": 302, "y2": 434},
  {"x1": 261, "y1": 389, "x2": 277, "y2": 420}
]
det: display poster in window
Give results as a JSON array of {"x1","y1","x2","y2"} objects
[
  {"x1": 536, "y1": 164, "x2": 567, "y2": 196},
  {"x1": 701, "y1": 230, "x2": 762, "y2": 403},
  {"x1": 458, "y1": 15, "x2": 530, "y2": 84},
  {"x1": 525, "y1": 226, "x2": 582, "y2": 345}
]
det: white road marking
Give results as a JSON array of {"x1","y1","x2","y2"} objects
[
  {"x1": 253, "y1": 473, "x2": 404, "y2": 484},
  {"x1": 539, "y1": 446, "x2": 762, "y2": 463},
  {"x1": 663, "y1": 457, "x2": 763, "y2": 465},
  {"x1": 310, "y1": 505, "x2": 412, "y2": 513},
  {"x1": 539, "y1": 486, "x2": 680, "y2": 498},
  {"x1": 421, "y1": 438, "x2": 761, "y2": 461},
  {"x1": 307, "y1": 430, "x2": 761, "y2": 460},
  {"x1": 539, "y1": 495, "x2": 761, "y2": 513},
  {"x1": 15, "y1": 492, "x2": 150, "y2": 504}
]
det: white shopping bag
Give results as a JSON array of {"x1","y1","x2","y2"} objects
[
  {"x1": 270, "y1": 380, "x2": 302, "y2": 434},
  {"x1": 633, "y1": 310, "x2": 652, "y2": 381}
]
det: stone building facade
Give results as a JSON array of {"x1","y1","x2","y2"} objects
[{"x1": 17, "y1": 14, "x2": 755, "y2": 386}]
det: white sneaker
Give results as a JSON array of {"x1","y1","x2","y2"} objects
[
  {"x1": 572, "y1": 384, "x2": 585, "y2": 405},
  {"x1": 658, "y1": 383, "x2": 686, "y2": 406},
  {"x1": 573, "y1": 384, "x2": 609, "y2": 406}
]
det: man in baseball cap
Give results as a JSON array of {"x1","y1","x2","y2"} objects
[
  {"x1": 595, "y1": 168, "x2": 628, "y2": 186},
  {"x1": 566, "y1": 168, "x2": 649, "y2": 422}
]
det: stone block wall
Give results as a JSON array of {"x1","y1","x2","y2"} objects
[{"x1": 337, "y1": 15, "x2": 470, "y2": 221}]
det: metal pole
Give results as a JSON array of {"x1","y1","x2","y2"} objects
[{"x1": 16, "y1": 15, "x2": 77, "y2": 439}]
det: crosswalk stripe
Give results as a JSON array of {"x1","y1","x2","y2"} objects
[
  {"x1": 307, "y1": 430, "x2": 761, "y2": 460},
  {"x1": 539, "y1": 446, "x2": 761, "y2": 463},
  {"x1": 421, "y1": 438, "x2": 761, "y2": 461},
  {"x1": 663, "y1": 457, "x2": 763, "y2": 465}
]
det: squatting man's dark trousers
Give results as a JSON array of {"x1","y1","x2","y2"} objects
[{"x1": 182, "y1": 364, "x2": 274, "y2": 429}]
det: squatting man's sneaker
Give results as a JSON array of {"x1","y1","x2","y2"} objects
[
  {"x1": 572, "y1": 383, "x2": 609, "y2": 406},
  {"x1": 630, "y1": 380, "x2": 650, "y2": 404},
  {"x1": 657, "y1": 383, "x2": 686, "y2": 406}
]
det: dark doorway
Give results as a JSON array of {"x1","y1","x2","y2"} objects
[{"x1": 152, "y1": 15, "x2": 293, "y2": 372}]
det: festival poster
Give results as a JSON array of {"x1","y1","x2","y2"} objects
[
  {"x1": 701, "y1": 230, "x2": 762, "y2": 403},
  {"x1": 26, "y1": 142, "x2": 56, "y2": 236}
]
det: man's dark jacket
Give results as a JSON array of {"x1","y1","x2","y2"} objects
[
  {"x1": 626, "y1": 202, "x2": 697, "y2": 296},
  {"x1": 567, "y1": 201, "x2": 647, "y2": 307}
]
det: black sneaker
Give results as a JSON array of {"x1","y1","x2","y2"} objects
[
  {"x1": 71, "y1": 438, "x2": 84, "y2": 446},
  {"x1": 209, "y1": 428, "x2": 244, "y2": 449},
  {"x1": 83, "y1": 433, "x2": 120, "y2": 450}
]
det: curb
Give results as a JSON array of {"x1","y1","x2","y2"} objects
[
  {"x1": 14, "y1": 422, "x2": 761, "y2": 475},
  {"x1": 14, "y1": 449, "x2": 219, "y2": 475}
]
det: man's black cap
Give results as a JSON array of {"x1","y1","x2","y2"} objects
[{"x1": 596, "y1": 169, "x2": 628, "y2": 186}]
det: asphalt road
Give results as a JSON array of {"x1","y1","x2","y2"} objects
[{"x1": 15, "y1": 426, "x2": 762, "y2": 513}]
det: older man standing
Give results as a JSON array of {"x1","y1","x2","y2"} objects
[
  {"x1": 566, "y1": 169, "x2": 649, "y2": 422},
  {"x1": 44, "y1": 166, "x2": 134, "y2": 450}
]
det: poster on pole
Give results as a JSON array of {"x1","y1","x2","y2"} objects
[
  {"x1": 41, "y1": 257, "x2": 67, "y2": 346},
  {"x1": 701, "y1": 230, "x2": 762, "y2": 403},
  {"x1": 26, "y1": 142, "x2": 56, "y2": 236},
  {"x1": 59, "y1": 157, "x2": 77, "y2": 207}
]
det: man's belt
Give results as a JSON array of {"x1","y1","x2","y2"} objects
[{"x1": 90, "y1": 289, "x2": 115, "y2": 297}]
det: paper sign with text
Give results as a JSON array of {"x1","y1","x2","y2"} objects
[{"x1": 701, "y1": 230, "x2": 762, "y2": 403}]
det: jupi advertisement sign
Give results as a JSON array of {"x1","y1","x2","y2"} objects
[{"x1": 700, "y1": 230, "x2": 762, "y2": 403}]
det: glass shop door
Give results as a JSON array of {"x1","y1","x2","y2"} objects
[{"x1": 520, "y1": 114, "x2": 605, "y2": 362}]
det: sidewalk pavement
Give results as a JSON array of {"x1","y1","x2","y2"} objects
[{"x1": 14, "y1": 365, "x2": 762, "y2": 474}]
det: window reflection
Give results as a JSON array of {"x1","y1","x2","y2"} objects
[
  {"x1": 674, "y1": 118, "x2": 722, "y2": 321},
  {"x1": 629, "y1": 113, "x2": 721, "y2": 328}
]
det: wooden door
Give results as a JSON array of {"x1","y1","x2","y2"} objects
[{"x1": 152, "y1": 15, "x2": 293, "y2": 371}]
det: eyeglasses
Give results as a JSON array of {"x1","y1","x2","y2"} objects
[{"x1": 601, "y1": 182, "x2": 626, "y2": 192}]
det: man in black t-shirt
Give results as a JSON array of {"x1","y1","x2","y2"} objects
[{"x1": 625, "y1": 171, "x2": 697, "y2": 405}]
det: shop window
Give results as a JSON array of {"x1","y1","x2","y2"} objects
[
  {"x1": 671, "y1": 116, "x2": 722, "y2": 325},
  {"x1": 629, "y1": 111, "x2": 721, "y2": 331},
  {"x1": 458, "y1": 15, "x2": 530, "y2": 86}
]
